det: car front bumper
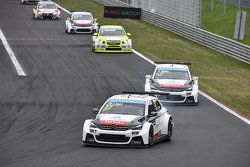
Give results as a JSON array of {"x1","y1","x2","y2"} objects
[
  {"x1": 71, "y1": 25, "x2": 97, "y2": 34},
  {"x1": 149, "y1": 89, "x2": 198, "y2": 103},
  {"x1": 22, "y1": 0, "x2": 39, "y2": 4},
  {"x1": 83, "y1": 128, "x2": 148, "y2": 146},
  {"x1": 93, "y1": 45, "x2": 132, "y2": 53},
  {"x1": 34, "y1": 13, "x2": 60, "y2": 19}
]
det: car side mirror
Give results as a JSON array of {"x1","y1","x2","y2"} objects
[
  {"x1": 147, "y1": 111, "x2": 157, "y2": 118},
  {"x1": 193, "y1": 76, "x2": 198, "y2": 81},
  {"x1": 92, "y1": 108, "x2": 99, "y2": 114},
  {"x1": 127, "y1": 33, "x2": 131, "y2": 36},
  {"x1": 93, "y1": 33, "x2": 97, "y2": 36},
  {"x1": 189, "y1": 79, "x2": 194, "y2": 85},
  {"x1": 145, "y1": 75, "x2": 151, "y2": 80}
]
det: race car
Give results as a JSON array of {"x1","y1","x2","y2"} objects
[
  {"x1": 145, "y1": 61, "x2": 199, "y2": 105},
  {"x1": 33, "y1": 1, "x2": 60, "y2": 20},
  {"x1": 65, "y1": 11, "x2": 98, "y2": 34},
  {"x1": 21, "y1": 0, "x2": 40, "y2": 4},
  {"x1": 92, "y1": 25, "x2": 132, "y2": 53},
  {"x1": 82, "y1": 92, "x2": 173, "y2": 147}
]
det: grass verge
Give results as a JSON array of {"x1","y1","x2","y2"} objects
[
  {"x1": 202, "y1": 0, "x2": 250, "y2": 45},
  {"x1": 55, "y1": 0, "x2": 250, "y2": 119}
]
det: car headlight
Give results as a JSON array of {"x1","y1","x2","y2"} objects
[
  {"x1": 186, "y1": 87, "x2": 193, "y2": 91},
  {"x1": 90, "y1": 122, "x2": 98, "y2": 128},
  {"x1": 98, "y1": 40, "x2": 105, "y2": 44},
  {"x1": 130, "y1": 124, "x2": 143, "y2": 130},
  {"x1": 150, "y1": 85, "x2": 158, "y2": 90}
]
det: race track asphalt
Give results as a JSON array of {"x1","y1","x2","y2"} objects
[{"x1": 0, "y1": 0, "x2": 249, "y2": 167}]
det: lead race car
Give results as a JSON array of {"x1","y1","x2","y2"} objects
[
  {"x1": 145, "y1": 61, "x2": 199, "y2": 105},
  {"x1": 65, "y1": 11, "x2": 98, "y2": 34},
  {"x1": 92, "y1": 25, "x2": 132, "y2": 53},
  {"x1": 82, "y1": 92, "x2": 173, "y2": 147},
  {"x1": 33, "y1": 1, "x2": 60, "y2": 20}
]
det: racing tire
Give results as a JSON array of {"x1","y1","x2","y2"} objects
[
  {"x1": 166, "y1": 119, "x2": 173, "y2": 142},
  {"x1": 194, "y1": 96, "x2": 199, "y2": 106},
  {"x1": 66, "y1": 28, "x2": 72, "y2": 34},
  {"x1": 33, "y1": 14, "x2": 36, "y2": 20},
  {"x1": 92, "y1": 45, "x2": 96, "y2": 52},
  {"x1": 192, "y1": 96, "x2": 199, "y2": 106},
  {"x1": 147, "y1": 126, "x2": 154, "y2": 147}
]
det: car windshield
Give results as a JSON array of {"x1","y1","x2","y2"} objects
[
  {"x1": 38, "y1": 3, "x2": 56, "y2": 9},
  {"x1": 154, "y1": 68, "x2": 190, "y2": 80},
  {"x1": 100, "y1": 99, "x2": 145, "y2": 116},
  {"x1": 99, "y1": 28, "x2": 125, "y2": 36},
  {"x1": 72, "y1": 14, "x2": 92, "y2": 20}
]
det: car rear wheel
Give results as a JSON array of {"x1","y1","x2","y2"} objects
[
  {"x1": 166, "y1": 119, "x2": 173, "y2": 141},
  {"x1": 147, "y1": 126, "x2": 154, "y2": 147},
  {"x1": 33, "y1": 14, "x2": 36, "y2": 20}
]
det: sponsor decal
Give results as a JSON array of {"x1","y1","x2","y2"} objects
[
  {"x1": 154, "y1": 130, "x2": 161, "y2": 137},
  {"x1": 108, "y1": 99, "x2": 146, "y2": 104},
  {"x1": 156, "y1": 67, "x2": 188, "y2": 71},
  {"x1": 132, "y1": 131, "x2": 139, "y2": 135},
  {"x1": 104, "y1": 6, "x2": 141, "y2": 20},
  {"x1": 100, "y1": 120, "x2": 128, "y2": 126},
  {"x1": 160, "y1": 84, "x2": 184, "y2": 88}
]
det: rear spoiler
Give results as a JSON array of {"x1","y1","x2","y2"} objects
[
  {"x1": 70, "y1": 11, "x2": 91, "y2": 13},
  {"x1": 154, "y1": 61, "x2": 191, "y2": 65},
  {"x1": 122, "y1": 91, "x2": 169, "y2": 96}
]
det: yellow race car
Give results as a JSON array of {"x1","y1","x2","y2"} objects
[{"x1": 92, "y1": 25, "x2": 132, "y2": 53}]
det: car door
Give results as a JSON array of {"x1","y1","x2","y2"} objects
[
  {"x1": 148, "y1": 100, "x2": 162, "y2": 138},
  {"x1": 152, "y1": 99, "x2": 164, "y2": 137}
]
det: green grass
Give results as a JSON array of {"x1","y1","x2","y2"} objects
[
  {"x1": 55, "y1": 0, "x2": 250, "y2": 119},
  {"x1": 202, "y1": 0, "x2": 250, "y2": 45}
]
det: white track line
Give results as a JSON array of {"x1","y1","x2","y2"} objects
[
  {"x1": 57, "y1": 3, "x2": 250, "y2": 125},
  {"x1": 199, "y1": 91, "x2": 250, "y2": 125},
  {"x1": 0, "y1": 29, "x2": 26, "y2": 76},
  {"x1": 57, "y1": 4, "x2": 71, "y2": 14}
]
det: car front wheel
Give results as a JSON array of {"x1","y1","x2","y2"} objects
[
  {"x1": 166, "y1": 119, "x2": 173, "y2": 141},
  {"x1": 147, "y1": 126, "x2": 154, "y2": 147}
]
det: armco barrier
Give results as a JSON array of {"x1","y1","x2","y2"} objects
[{"x1": 94, "y1": 0, "x2": 250, "y2": 64}]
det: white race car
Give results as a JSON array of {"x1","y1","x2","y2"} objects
[
  {"x1": 145, "y1": 62, "x2": 199, "y2": 105},
  {"x1": 33, "y1": 1, "x2": 60, "y2": 20},
  {"x1": 82, "y1": 92, "x2": 173, "y2": 147},
  {"x1": 65, "y1": 11, "x2": 98, "y2": 34}
]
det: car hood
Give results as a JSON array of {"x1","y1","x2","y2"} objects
[
  {"x1": 153, "y1": 79, "x2": 189, "y2": 88},
  {"x1": 95, "y1": 114, "x2": 141, "y2": 126},
  {"x1": 39, "y1": 9, "x2": 56, "y2": 13},
  {"x1": 73, "y1": 20, "x2": 92, "y2": 25},
  {"x1": 102, "y1": 36, "x2": 126, "y2": 41}
]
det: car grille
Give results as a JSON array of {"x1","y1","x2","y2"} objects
[
  {"x1": 42, "y1": 13, "x2": 53, "y2": 17},
  {"x1": 75, "y1": 24, "x2": 92, "y2": 27},
  {"x1": 96, "y1": 134, "x2": 130, "y2": 142},
  {"x1": 98, "y1": 125, "x2": 129, "y2": 131},
  {"x1": 106, "y1": 48, "x2": 122, "y2": 50},
  {"x1": 158, "y1": 87, "x2": 186, "y2": 92},
  {"x1": 107, "y1": 40, "x2": 121, "y2": 46},
  {"x1": 76, "y1": 29, "x2": 91, "y2": 33},
  {"x1": 157, "y1": 95, "x2": 185, "y2": 101}
]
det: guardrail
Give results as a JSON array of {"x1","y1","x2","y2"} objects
[{"x1": 95, "y1": 0, "x2": 250, "y2": 64}]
